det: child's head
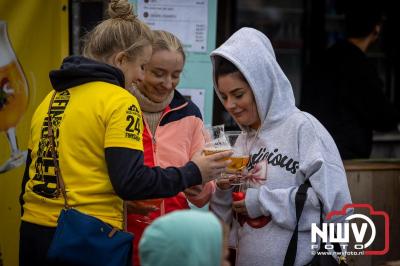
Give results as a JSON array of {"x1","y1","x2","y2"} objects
[
  {"x1": 82, "y1": 0, "x2": 153, "y2": 88},
  {"x1": 139, "y1": 210, "x2": 229, "y2": 266}
]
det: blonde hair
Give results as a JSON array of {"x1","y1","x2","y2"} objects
[
  {"x1": 152, "y1": 30, "x2": 185, "y2": 63},
  {"x1": 83, "y1": 0, "x2": 153, "y2": 63}
]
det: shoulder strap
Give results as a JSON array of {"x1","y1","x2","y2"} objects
[
  {"x1": 284, "y1": 180, "x2": 343, "y2": 266},
  {"x1": 47, "y1": 91, "x2": 69, "y2": 208},
  {"x1": 283, "y1": 180, "x2": 311, "y2": 266}
]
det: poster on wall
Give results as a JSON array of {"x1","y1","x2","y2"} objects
[
  {"x1": 177, "y1": 88, "x2": 205, "y2": 118},
  {"x1": 137, "y1": 0, "x2": 208, "y2": 53},
  {"x1": 132, "y1": 0, "x2": 217, "y2": 124},
  {"x1": 0, "y1": 20, "x2": 29, "y2": 173},
  {"x1": 0, "y1": 1, "x2": 68, "y2": 265}
]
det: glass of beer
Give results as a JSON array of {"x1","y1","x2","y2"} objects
[
  {"x1": 223, "y1": 131, "x2": 250, "y2": 185},
  {"x1": 203, "y1": 124, "x2": 232, "y2": 156},
  {"x1": 130, "y1": 198, "x2": 164, "y2": 225}
]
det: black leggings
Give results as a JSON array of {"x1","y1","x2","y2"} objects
[{"x1": 19, "y1": 221, "x2": 59, "y2": 266}]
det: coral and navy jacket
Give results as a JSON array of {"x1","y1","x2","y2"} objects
[{"x1": 128, "y1": 90, "x2": 215, "y2": 265}]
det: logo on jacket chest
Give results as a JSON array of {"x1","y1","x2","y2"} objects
[
  {"x1": 125, "y1": 104, "x2": 141, "y2": 141},
  {"x1": 248, "y1": 147, "x2": 299, "y2": 174}
]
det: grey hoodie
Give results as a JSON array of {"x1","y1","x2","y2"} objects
[{"x1": 210, "y1": 28, "x2": 352, "y2": 266}]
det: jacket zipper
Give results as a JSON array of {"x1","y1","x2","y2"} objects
[
  {"x1": 152, "y1": 135, "x2": 157, "y2": 154},
  {"x1": 148, "y1": 102, "x2": 189, "y2": 163}
]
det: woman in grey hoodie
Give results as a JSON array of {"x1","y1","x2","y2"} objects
[{"x1": 210, "y1": 27, "x2": 352, "y2": 266}]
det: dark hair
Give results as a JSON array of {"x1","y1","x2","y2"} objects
[
  {"x1": 344, "y1": 0, "x2": 384, "y2": 38},
  {"x1": 214, "y1": 56, "x2": 247, "y2": 83}
]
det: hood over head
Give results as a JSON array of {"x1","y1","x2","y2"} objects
[
  {"x1": 211, "y1": 27, "x2": 297, "y2": 131},
  {"x1": 49, "y1": 55, "x2": 125, "y2": 91},
  {"x1": 139, "y1": 210, "x2": 223, "y2": 266}
]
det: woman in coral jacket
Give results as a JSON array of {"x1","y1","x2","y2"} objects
[{"x1": 127, "y1": 30, "x2": 215, "y2": 265}]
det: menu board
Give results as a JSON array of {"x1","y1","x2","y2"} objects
[{"x1": 137, "y1": 0, "x2": 208, "y2": 53}]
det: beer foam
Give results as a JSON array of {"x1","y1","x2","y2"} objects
[{"x1": 209, "y1": 137, "x2": 231, "y2": 150}]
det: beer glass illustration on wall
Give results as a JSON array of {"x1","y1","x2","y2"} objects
[{"x1": 0, "y1": 21, "x2": 29, "y2": 173}]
